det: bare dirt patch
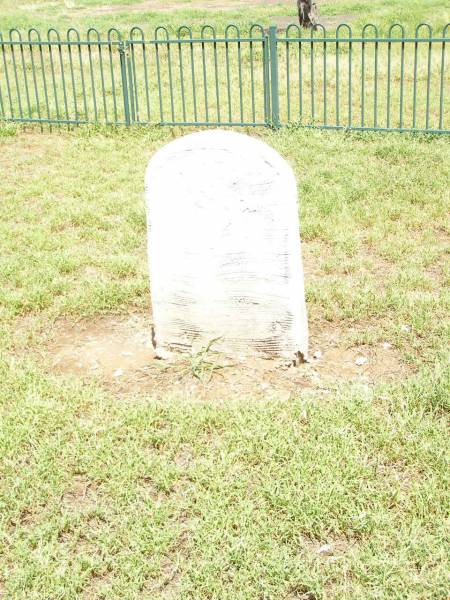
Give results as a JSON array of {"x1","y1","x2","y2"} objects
[
  {"x1": 50, "y1": 314, "x2": 155, "y2": 381},
  {"x1": 41, "y1": 311, "x2": 411, "y2": 399},
  {"x1": 62, "y1": 475, "x2": 98, "y2": 511},
  {"x1": 81, "y1": 572, "x2": 113, "y2": 600},
  {"x1": 143, "y1": 559, "x2": 183, "y2": 599},
  {"x1": 8, "y1": 507, "x2": 39, "y2": 531}
]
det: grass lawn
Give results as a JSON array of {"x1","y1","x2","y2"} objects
[
  {"x1": 0, "y1": 0, "x2": 449, "y2": 34},
  {"x1": 1, "y1": 1, "x2": 450, "y2": 599},
  {"x1": 1, "y1": 123, "x2": 449, "y2": 599}
]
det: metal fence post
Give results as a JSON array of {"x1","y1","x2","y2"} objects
[
  {"x1": 268, "y1": 25, "x2": 280, "y2": 128},
  {"x1": 262, "y1": 32, "x2": 271, "y2": 125},
  {"x1": 119, "y1": 41, "x2": 131, "y2": 125}
]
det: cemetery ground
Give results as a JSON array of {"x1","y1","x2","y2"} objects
[
  {"x1": 1, "y1": 122, "x2": 449, "y2": 599},
  {"x1": 0, "y1": 0, "x2": 449, "y2": 598}
]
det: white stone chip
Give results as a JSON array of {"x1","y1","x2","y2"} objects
[
  {"x1": 145, "y1": 130, "x2": 308, "y2": 361},
  {"x1": 317, "y1": 543, "x2": 334, "y2": 556}
]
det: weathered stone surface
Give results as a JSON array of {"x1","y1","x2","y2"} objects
[{"x1": 145, "y1": 130, "x2": 308, "y2": 360}]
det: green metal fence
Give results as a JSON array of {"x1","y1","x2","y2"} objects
[{"x1": 1, "y1": 24, "x2": 449, "y2": 133}]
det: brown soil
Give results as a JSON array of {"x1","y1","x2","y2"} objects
[
  {"x1": 62, "y1": 475, "x2": 98, "y2": 510},
  {"x1": 82, "y1": 574, "x2": 113, "y2": 600},
  {"x1": 42, "y1": 311, "x2": 411, "y2": 400}
]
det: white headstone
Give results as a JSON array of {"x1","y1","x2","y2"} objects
[{"x1": 145, "y1": 130, "x2": 308, "y2": 361}]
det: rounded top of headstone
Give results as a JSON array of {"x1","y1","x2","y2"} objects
[{"x1": 145, "y1": 129, "x2": 295, "y2": 199}]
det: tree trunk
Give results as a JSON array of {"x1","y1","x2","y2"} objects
[{"x1": 297, "y1": 0, "x2": 318, "y2": 28}]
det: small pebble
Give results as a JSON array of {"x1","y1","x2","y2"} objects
[
  {"x1": 113, "y1": 368, "x2": 124, "y2": 378},
  {"x1": 317, "y1": 543, "x2": 333, "y2": 556},
  {"x1": 401, "y1": 324, "x2": 411, "y2": 332},
  {"x1": 313, "y1": 350, "x2": 322, "y2": 360},
  {"x1": 382, "y1": 342, "x2": 392, "y2": 350},
  {"x1": 355, "y1": 356, "x2": 367, "y2": 366}
]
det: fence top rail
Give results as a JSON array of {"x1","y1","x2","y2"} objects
[
  {"x1": 279, "y1": 36, "x2": 450, "y2": 42},
  {"x1": 0, "y1": 22, "x2": 449, "y2": 44},
  {"x1": 3, "y1": 36, "x2": 450, "y2": 46},
  {"x1": 0, "y1": 37, "x2": 266, "y2": 47}
]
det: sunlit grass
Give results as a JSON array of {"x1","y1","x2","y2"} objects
[
  {"x1": 1, "y1": 93, "x2": 449, "y2": 600},
  {"x1": 0, "y1": 0, "x2": 449, "y2": 598},
  {"x1": 0, "y1": 0, "x2": 449, "y2": 33}
]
